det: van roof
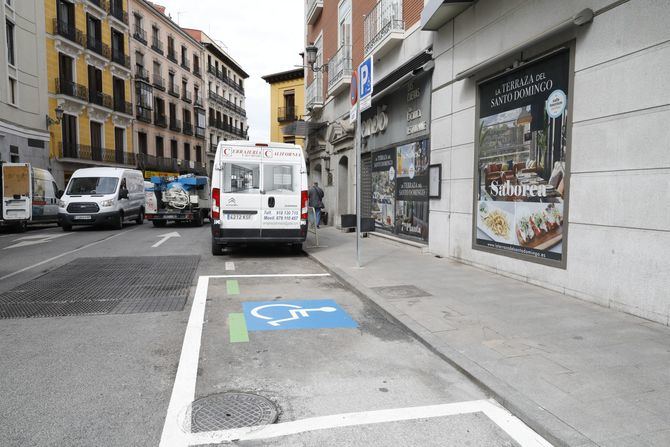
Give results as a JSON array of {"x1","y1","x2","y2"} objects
[
  {"x1": 70, "y1": 167, "x2": 140, "y2": 177},
  {"x1": 217, "y1": 140, "x2": 300, "y2": 150}
]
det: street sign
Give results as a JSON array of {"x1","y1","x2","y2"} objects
[
  {"x1": 350, "y1": 70, "x2": 358, "y2": 123},
  {"x1": 242, "y1": 299, "x2": 357, "y2": 331},
  {"x1": 359, "y1": 56, "x2": 373, "y2": 112}
]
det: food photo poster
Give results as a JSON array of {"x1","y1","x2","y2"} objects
[{"x1": 475, "y1": 49, "x2": 570, "y2": 263}]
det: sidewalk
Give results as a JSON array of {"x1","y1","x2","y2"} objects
[{"x1": 305, "y1": 228, "x2": 670, "y2": 447}]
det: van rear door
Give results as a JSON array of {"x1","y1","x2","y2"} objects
[
  {"x1": 1, "y1": 163, "x2": 32, "y2": 221},
  {"x1": 260, "y1": 148, "x2": 302, "y2": 238},
  {"x1": 219, "y1": 148, "x2": 263, "y2": 238}
]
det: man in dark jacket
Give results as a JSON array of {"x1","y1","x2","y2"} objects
[{"x1": 308, "y1": 182, "x2": 324, "y2": 227}]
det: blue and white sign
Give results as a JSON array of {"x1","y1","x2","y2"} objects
[
  {"x1": 242, "y1": 299, "x2": 357, "y2": 331},
  {"x1": 359, "y1": 56, "x2": 373, "y2": 112},
  {"x1": 546, "y1": 89, "x2": 567, "y2": 119}
]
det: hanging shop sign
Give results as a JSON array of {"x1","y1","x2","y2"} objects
[{"x1": 474, "y1": 48, "x2": 571, "y2": 266}]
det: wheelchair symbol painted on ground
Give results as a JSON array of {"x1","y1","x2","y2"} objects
[{"x1": 242, "y1": 299, "x2": 357, "y2": 331}]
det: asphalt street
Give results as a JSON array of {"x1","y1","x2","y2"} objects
[{"x1": 0, "y1": 222, "x2": 549, "y2": 446}]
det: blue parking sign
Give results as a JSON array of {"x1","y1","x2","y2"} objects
[
  {"x1": 359, "y1": 56, "x2": 373, "y2": 99},
  {"x1": 242, "y1": 299, "x2": 357, "y2": 331}
]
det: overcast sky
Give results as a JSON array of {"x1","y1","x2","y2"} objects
[{"x1": 154, "y1": 0, "x2": 305, "y2": 142}]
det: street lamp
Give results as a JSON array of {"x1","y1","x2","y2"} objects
[
  {"x1": 304, "y1": 43, "x2": 327, "y2": 73},
  {"x1": 46, "y1": 105, "x2": 64, "y2": 128}
]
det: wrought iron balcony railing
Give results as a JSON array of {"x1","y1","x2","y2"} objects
[
  {"x1": 133, "y1": 26, "x2": 147, "y2": 45},
  {"x1": 327, "y1": 45, "x2": 352, "y2": 90},
  {"x1": 153, "y1": 74, "x2": 165, "y2": 90},
  {"x1": 89, "y1": 90, "x2": 113, "y2": 109},
  {"x1": 363, "y1": 0, "x2": 404, "y2": 55},
  {"x1": 136, "y1": 105, "x2": 152, "y2": 122},
  {"x1": 53, "y1": 19, "x2": 85, "y2": 47},
  {"x1": 56, "y1": 78, "x2": 88, "y2": 102},
  {"x1": 183, "y1": 121, "x2": 194, "y2": 136},
  {"x1": 151, "y1": 38, "x2": 164, "y2": 54},
  {"x1": 114, "y1": 99, "x2": 133, "y2": 115},
  {"x1": 111, "y1": 49, "x2": 130, "y2": 68},
  {"x1": 278, "y1": 106, "x2": 298, "y2": 122},
  {"x1": 86, "y1": 35, "x2": 111, "y2": 58},
  {"x1": 59, "y1": 143, "x2": 135, "y2": 165},
  {"x1": 135, "y1": 66, "x2": 150, "y2": 82}
]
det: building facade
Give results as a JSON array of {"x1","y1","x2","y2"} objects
[
  {"x1": 304, "y1": 0, "x2": 429, "y2": 232},
  {"x1": 184, "y1": 29, "x2": 248, "y2": 175},
  {"x1": 45, "y1": 0, "x2": 134, "y2": 186},
  {"x1": 262, "y1": 68, "x2": 305, "y2": 148},
  {"x1": 129, "y1": 0, "x2": 206, "y2": 178},
  {"x1": 0, "y1": 0, "x2": 51, "y2": 170}
]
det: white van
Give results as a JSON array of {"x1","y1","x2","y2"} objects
[
  {"x1": 210, "y1": 141, "x2": 308, "y2": 255},
  {"x1": 58, "y1": 167, "x2": 145, "y2": 231},
  {"x1": 1, "y1": 163, "x2": 60, "y2": 231}
]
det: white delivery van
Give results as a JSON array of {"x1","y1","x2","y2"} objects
[
  {"x1": 31, "y1": 167, "x2": 61, "y2": 225},
  {"x1": 58, "y1": 167, "x2": 145, "y2": 231},
  {"x1": 1, "y1": 163, "x2": 61, "y2": 231},
  {"x1": 210, "y1": 141, "x2": 308, "y2": 255}
]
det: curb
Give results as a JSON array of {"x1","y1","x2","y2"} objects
[{"x1": 306, "y1": 250, "x2": 595, "y2": 447}]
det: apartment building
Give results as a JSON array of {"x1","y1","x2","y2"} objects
[
  {"x1": 46, "y1": 0, "x2": 134, "y2": 185},
  {"x1": 0, "y1": 0, "x2": 50, "y2": 170},
  {"x1": 184, "y1": 28, "x2": 248, "y2": 175},
  {"x1": 304, "y1": 0, "x2": 430, "y2": 236},
  {"x1": 129, "y1": 0, "x2": 206, "y2": 178},
  {"x1": 262, "y1": 68, "x2": 305, "y2": 148}
]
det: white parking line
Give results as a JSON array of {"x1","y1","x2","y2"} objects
[
  {"x1": 207, "y1": 273, "x2": 330, "y2": 279},
  {"x1": 0, "y1": 228, "x2": 139, "y2": 281},
  {"x1": 224, "y1": 261, "x2": 235, "y2": 271},
  {"x1": 187, "y1": 400, "x2": 553, "y2": 446}
]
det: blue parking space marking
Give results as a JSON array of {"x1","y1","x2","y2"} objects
[{"x1": 242, "y1": 299, "x2": 357, "y2": 331}]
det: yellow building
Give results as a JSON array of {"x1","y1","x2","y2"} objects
[
  {"x1": 45, "y1": 0, "x2": 133, "y2": 185},
  {"x1": 262, "y1": 68, "x2": 305, "y2": 147}
]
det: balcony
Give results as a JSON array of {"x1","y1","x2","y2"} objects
[
  {"x1": 195, "y1": 126, "x2": 205, "y2": 139},
  {"x1": 278, "y1": 106, "x2": 298, "y2": 122},
  {"x1": 154, "y1": 112, "x2": 167, "y2": 128},
  {"x1": 306, "y1": 75, "x2": 324, "y2": 111},
  {"x1": 181, "y1": 57, "x2": 190, "y2": 71},
  {"x1": 59, "y1": 143, "x2": 136, "y2": 166},
  {"x1": 167, "y1": 48, "x2": 177, "y2": 63},
  {"x1": 182, "y1": 89, "x2": 192, "y2": 104},
  {"x1": 137, "y1": 153, "x2": 179, "y2": 173},
  {"x1": 183, "y1": 122, "x2": 194, "y2": 136},
  {"x1": 306, "y1": 0, "x2": 323, "y2": 25},
  {"x1": 327, "y1": 45, "x2": 352, "y2": 96},
  {"x1": 151, "y1": 38, "x2": 164, "y2": 55},
  {"x1": 209, "y1": 143, "x2": 218, "y2": 153},
  {"x1": 135, "y1": 66, "x2": 150, "y2": 82},
  {"x1": 87, "y1": 0, "x2": 109, "y2": 12},
  {"x1": 111, "y1": 49, "x2": 130, "y2": 69},
  {"x1": 52, "y1": 18, "x2": 85, "y2": 47},
  {"x1": 193, "y1": 65, "x2": 201, "y2": 78},
  {"x1": 133, "y1": 26, "x2": 147, "y2": 45},
  {"x1": 56, "y1": 78, "x2": 88, "y2": 102},
  {"x1": 86, "y1": 35, "x2": 111, "y2": 59},
  {"x1": 136, "y1": 105, "x2": 152, "y2": 123},
  {"x1": 169, "y1": 118, "x2": 182, "y2": 132},
  {"x1": 113, "y1": 99, "x2": 133, "y2": 115},
  {"x1": 168, "y1": 83, "x2": 180, "y2": 98},
  {"x1": 194, "y1": 93, "x2": 203, "y2": 108},
  {"x1": 108, "y1": 2, "x2": 129, "y2": 26},
  {"x1": 89, "y1": 90, "x2": 113, "y2": 109},
  {"x1": 364, "y1": 0, "x2": 404, "y2": 58},
  {"x1": 153, "y1": 74, "x2": 165, "y2": 90}
]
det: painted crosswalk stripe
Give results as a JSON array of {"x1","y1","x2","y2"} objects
[
  {"x1": 225, "y1": 262, "x2": 235, "y2": 271},
  {"x1": 226, "y1": 279, "x2": 240, "y2": 295},
  {"x1": 228, "y1": 313, "x2": 249, "y2": 343}
]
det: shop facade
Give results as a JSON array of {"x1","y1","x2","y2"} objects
[
  {"x1": 422, "y1": 0, "x2": 670, "y2": 325},
  {"x1": 362, "y1": 69, "x2": 432, "y2": 243}
]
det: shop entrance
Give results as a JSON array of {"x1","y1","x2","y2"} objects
[{"x1": 338, "y1": 156, "x2": 348, "y2": 215}]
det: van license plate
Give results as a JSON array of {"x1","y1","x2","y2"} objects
[
  {"x1": 74, "y1": 215, "x2": 92, "y2": 220},
  {"x1": 225, "y1": 214, "x2": 252, "y2": 221}
]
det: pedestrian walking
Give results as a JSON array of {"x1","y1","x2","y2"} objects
[{"x1": 308, "y1": 182, "x2": 324, "y2": 228}]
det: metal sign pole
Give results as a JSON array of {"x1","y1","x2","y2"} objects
[{"x1": 355, "y1": 98, "x2": 361, "y2": 268}]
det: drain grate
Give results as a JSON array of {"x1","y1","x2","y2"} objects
[
  {"x1": 0, "y1": 256, "x2": 199, "y2": 319},
  {"x1": 372, "y1": 285, "x2": 432, "y2": 299},
  {"x1": 190, "y1": 392, "x2": 278, "y2": 433}
]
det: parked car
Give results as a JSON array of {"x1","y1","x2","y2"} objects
[
  {"x1": 210, "y1": 140, "x2": 308, "y2": 255},
  {"x1": 58, "y1": 167, "x2": 145, "y2": 231},
  {"x1": 1, "y1": 162, "x2": 60, "y2": 232}
]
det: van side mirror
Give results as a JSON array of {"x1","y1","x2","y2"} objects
[
  {"x1": 56, "y1": 190, "x2": 64, "y2": 199},
  {"x1": 119, "y1": 188, "x2": 129, "y2": 200}
]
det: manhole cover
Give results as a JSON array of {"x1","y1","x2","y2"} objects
[
  {"x1": 190, "y1": 392, "x2": 278, "y2": 433},
  {"x1": 372, "y1": 285, "x2": 432, "y2": 299}
]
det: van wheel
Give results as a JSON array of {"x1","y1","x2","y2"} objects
[
  {"x1": 135, "y1": 209, "x2": 144, "y2": 225},
  {"x1": 113, "y1": 212, "x2": 124, "y2": 230},
  {"x1": 152, "y1": 220, "x2": 166, "y2": 228},
  {"x1": 16, "y1": 221, "x2": 28, "y2": 233},
  {"x1": 211, "y1": 239, "x2": 224, "y2": 256},
  {"x1": 291, "y1": 243, "x2": 303, "y2": 254},
  {"x1": 62, "y1": 224, "x2": 72, "y2": 232},
  {"x1": 193, "y1": 211, "x2": 204, "y2": 227}
]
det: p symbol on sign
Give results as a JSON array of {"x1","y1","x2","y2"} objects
[{"x1": 360, "y1": 65, "x2": 369, "y2": 92}]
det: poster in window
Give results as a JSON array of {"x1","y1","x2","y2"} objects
[
  {"x1": 475, "y1": 49, "x2": 570, "y2": 264},
  {"x1": 395, "y1": 140, "x2": 429, "y2": 241},
  {"x1": 371, "y1": 148, "x2": 396, "y2": 231}
]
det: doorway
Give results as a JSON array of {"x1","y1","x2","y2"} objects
[{"x1": 338, "y1": 156, "x2": 348, "y2": 215}]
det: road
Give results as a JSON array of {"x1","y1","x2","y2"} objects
[{"x1": 0, "y1": 222, "x2": 549, "y2": 446}]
